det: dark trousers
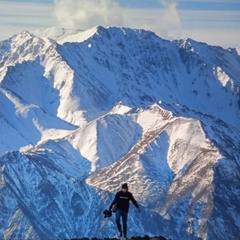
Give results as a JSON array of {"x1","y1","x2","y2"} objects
[{"x1": 116, "y1": 209, "x2": 128, "y2": 237}]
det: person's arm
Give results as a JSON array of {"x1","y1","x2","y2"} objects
[
  {"x1": 129, "y1": 193, "x2": 140, "y2": 210},
  {"x1": 109, "y1": 192, "x2": 119, "y2": 210}
]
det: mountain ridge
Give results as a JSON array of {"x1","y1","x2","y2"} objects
[{"x1": 0, "y1": 26, "x2": 239, "y2": 240}]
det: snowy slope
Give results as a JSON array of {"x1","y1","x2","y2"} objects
[
  {"x1": 33, "y1": 26, "x2": 98, "y2": 45},
  {"x1": 0, "y1": 26, "x2": 239, "y2": 240}
]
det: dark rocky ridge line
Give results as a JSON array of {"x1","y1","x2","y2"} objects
[{"x1": 68, "y1": 236, "x2": 168, "y2": 240}]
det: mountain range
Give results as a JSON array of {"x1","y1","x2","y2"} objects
[{"x1": 0, "y1": 26, "x2": 239, "y2": 240}]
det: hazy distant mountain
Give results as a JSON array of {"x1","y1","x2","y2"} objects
[{"x1": 0, "y1": 26, "x2": 239, "y2": 240}]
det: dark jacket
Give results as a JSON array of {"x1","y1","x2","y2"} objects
[{"x1": 109, "y1": 190, "x2": 139, "y2": 213}]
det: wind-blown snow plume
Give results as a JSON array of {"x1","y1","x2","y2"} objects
[
  {"x1": 54, "y1": 0, "x2": 123, "y2": 29},
  {"x1": 53, "y1": 0, "x2": 181, "y2": 40},
  {"x1": 159, "y1": 0, "x2": 181, "y2": 39}
]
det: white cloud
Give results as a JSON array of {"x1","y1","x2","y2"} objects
[
  {"x1": 53, "y1": 0, "x2": 182, "y2": 40},
  {"x1": 158, "y1": 0, "x2": 181, "y2": 39},
  {"x1": 53, "y1": 0, "x2": 123, "y2": 29}
]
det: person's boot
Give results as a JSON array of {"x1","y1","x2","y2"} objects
[{"x1": 118, "y1": 230, "x2": 123, "y2": 239}]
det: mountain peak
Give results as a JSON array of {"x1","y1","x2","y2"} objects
[{"x1": 32, "y1": 25, "x2": 161, "y2": 45}]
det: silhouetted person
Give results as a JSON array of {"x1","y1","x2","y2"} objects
[{"x1": 109, "y1": 183, "x2": 140, "y2": 239}]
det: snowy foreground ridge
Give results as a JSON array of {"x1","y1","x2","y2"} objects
[{"x1": 0, "y1": 26, "x2": 239, "y2": 240}]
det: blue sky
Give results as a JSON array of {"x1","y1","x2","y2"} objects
[
  {"x1": 0, "y1": 0, "x2": 239, "y2": 48},
  {"x1": 4, "y1": 0, "x2": 239, "y2": 10}
]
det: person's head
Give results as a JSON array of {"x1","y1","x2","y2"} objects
[{"x1": 121, "y1": 183, "x2": 128, "y2": 192}]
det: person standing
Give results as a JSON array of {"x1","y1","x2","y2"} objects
[{"x1": 109, "y1": 183, "x2": 140, "y2": 239}]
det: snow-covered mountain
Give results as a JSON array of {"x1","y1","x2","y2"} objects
[{"x1": 0, "y1": 26, "x2": 239, "y2": 240}]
